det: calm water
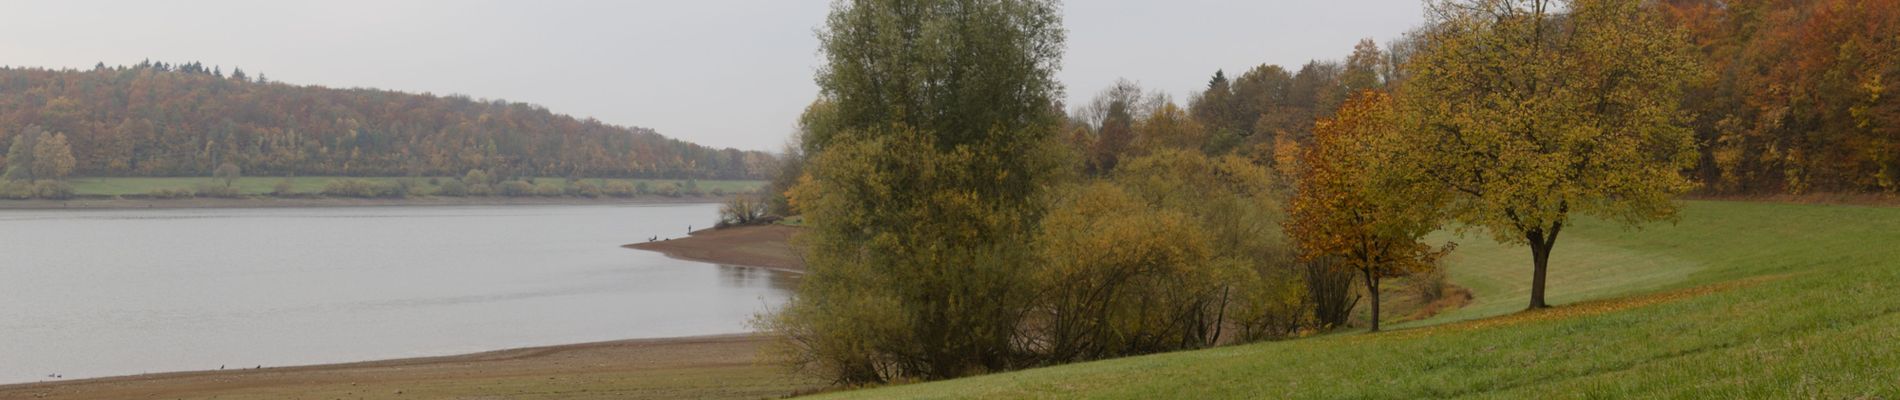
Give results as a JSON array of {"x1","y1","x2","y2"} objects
[{"x1": 0, "y1": 204, "x2": 796, "y2": 384}]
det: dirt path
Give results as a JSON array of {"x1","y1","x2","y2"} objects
[{"x1": 625, "y1": 224, "x2": 805, "y2": 272}]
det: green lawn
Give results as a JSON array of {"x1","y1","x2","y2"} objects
[
  {"x1": 62, "y1": 176, "x2": 764, "y2": 196},
  {"x1": 807, "y1": 200, "x2": 1900, "y2": 399}
]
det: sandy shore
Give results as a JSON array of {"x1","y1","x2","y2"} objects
[
  {"x1": 0, "y1": 335, "x2": 821, "y2": 400},
  {"x1": 0, "y1": 225, "x2": 813, "y2": 400},
  {"x1": 625, "y1": 224, "x2": 805, "y2": 272},
  {"x1": 0, "y1": 195, "x2": 732, "y2": 210}
]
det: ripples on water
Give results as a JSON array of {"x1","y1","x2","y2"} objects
[{"x1": 0, "y1": 204, "x2": 796, "y2": 384}]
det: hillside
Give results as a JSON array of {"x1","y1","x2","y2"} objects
[
  {"x1": 0, "y1": 62, "x2": 772, "y2": 180},
  {"x1": 4, "y1": 200, "x2": 1891, "y2": 399},
  {"x1": 808, "y1": 200, "x2": 1900, "y2": 399}
]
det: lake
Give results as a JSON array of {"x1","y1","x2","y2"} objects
[{"x1": 0, "y1": 203, "x2": 796, "y2": 384}]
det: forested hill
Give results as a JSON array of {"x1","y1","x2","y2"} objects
[{"x1": 0, "y1": 62, "x2": 773, "y2": 180}]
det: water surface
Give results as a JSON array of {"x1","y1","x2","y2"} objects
[{"x1": 0, "y1": 204, "x2": 795, "y2": 384}]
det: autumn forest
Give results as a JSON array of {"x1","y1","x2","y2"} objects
[
  {"x1": 0, "y1": 0, "x2": 1896, "y2": 398},
  {"x1": 1102, "y1": 0, "x2": 1898, "y2": 197},
  {"x1": 0, "y1": 61, "x2": 774, "y2": 181}
]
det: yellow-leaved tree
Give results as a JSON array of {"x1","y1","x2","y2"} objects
[
  {"x1": 1398, "y1": 0, "x2": 1703, "y2": 309},
  {"x1": 1134, "y1": 103, "x2": 1208, "y2": 153},
  {"x1": 1034, "y1": 181, "x2": 1223, "y2": 360},
  {"x1": 32, "y1": 131, "x2": 76, "y2": 181}
]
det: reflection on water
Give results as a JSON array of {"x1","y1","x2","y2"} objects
[
  {"x1": 0, "y1": 204, "x2": 795, "y2": 384},
  {"x1": 718, "y1": 264, "x2": 801, "y2": 289}
]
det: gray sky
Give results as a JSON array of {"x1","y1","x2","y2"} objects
[{"x1": 1, "y1": 1, "x2": 1426, "y2": 152}]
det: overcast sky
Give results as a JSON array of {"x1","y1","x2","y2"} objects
[{"x1": 1, "y1": 1, "x2": 1426, "y2": 152}]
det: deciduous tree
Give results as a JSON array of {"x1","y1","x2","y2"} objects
[
  {"x1": 768, "y1": 0, "x2": 1068, "y2": 384},
  {"x1": 1134, "y1": 103, "x2": 1207, "y2": 153},
  {"x1": 31, "y1": 131, "x2": 75, "y2": 181},
  {"x1": 1398, "y1": 0, "x2": 1702, "y2": 309},
  {"x1": 2, "y1": 126, "x2": 43, "y2": 181},
  {"x1": 1286, "y1": 91, "x2": 1447, "y2": 332},
  {"x1": 1074, "y1": 80, "x2": 1162, "y2": 174},
  {"x1": 213, "y1": 162, "x2": 242, "y2": 187}
]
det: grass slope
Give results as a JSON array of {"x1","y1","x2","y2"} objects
[
  {"x1": 809, "y1": 200, "x2": 1900, "y2": 399},
  {"x1": 63, "y1": 177, "x2": 763, "y2": 196}
]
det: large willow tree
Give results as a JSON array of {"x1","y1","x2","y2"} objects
[
  {"x1": 767, "y1": 0, "x2": 1067, "y2": 384},
  {"x1": 1398, "y1": 0, "x2": 1702, "y2": 309}
]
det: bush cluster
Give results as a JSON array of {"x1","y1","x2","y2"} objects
[
  {"x1": 319, "y1": 179, "x2": 406, "y2": 198},
  {"x1": 433, "y1": 179, "x2": 469, "y2": 196},
  {"x1": 34, "y1": 181, "x2": 75, "y2": 199},
  {"x1": 147, "y1": 187, "x2": 194, "y2": 199},
  {"x1": 193, "y1": 183, "x2": 242, "y2": 198},
  {"x1": 0, "y1": 181, "x2": 32, "y2": 199},
  {"x1": 602, "y1": 181, "x2": 637, "y2": 198},
  {"x1": 270, "y1": 179, "x2": 296, "y2": 196},
  {"x1": 567, "y1": 181, "x2": 602, "y2": 198},
  {"x1": 768, "y1": 147, "x2": 1308, "y2": 385},
  {"x1": 654, "y1": 182, "x2": 681, "y2": 197},
  {"x1": 717, "y1": 194, "x2": 770, "y2": 228},
  {"x1": 496, "y1": 180, "x2": 535, "y2": 197},
  {"x1": 0, "y1": 180, "x2": 76, "y2": 199}
]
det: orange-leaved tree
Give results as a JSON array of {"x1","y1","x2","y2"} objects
[{"x1": 1286, "y1": 91, "x2": 1448, "y2": 332}]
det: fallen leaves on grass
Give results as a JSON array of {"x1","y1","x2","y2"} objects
[{"x1": 1355, "y1": 274, "x2": 1795, "y2": 341}]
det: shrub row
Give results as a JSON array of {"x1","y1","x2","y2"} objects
[
  {"x1": 428, "y1": 178, "x2": 745, "y2": 198},
  {"x1": 0, "y1": 180, "x2": 75, "y2": 200},
  {"x1": 319, "y1": 179, "x2": 409, "y2": 198}
]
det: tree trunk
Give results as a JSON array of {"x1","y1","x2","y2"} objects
[
  {"x1": 1363, "y1": 269, "x2": 1382, "y2": 332},
  {"x1": 1307, "y1": 258, "x2": 1356, "y2": 330},
  {"x1": 1526, "y1": 224, "x2": 1562, "y2": 310},
  {"x1": 1528, "y1": 239, "x2": 1550, "y2": 309}
]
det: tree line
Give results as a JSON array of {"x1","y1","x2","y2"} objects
[
  {"x1": 1067, "y1": 0, "x2": 1899, "y2": 197},
  {"x1": 762, "y1": 0, "x2": 1733, "y2": 386},
  {"x1": 0, "y1": 61, "x2": 776, "y2": 181},
  {"x1": 1661, "y1": 0, "x2": 1900, "y2": 194}
]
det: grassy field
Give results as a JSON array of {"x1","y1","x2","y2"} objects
[
  {"x1": 809, "y1": 200, "x2": 1900, "y2": 399},
  {"x1": 62, "y1": 176, "x2": 764, "y2": 196}
]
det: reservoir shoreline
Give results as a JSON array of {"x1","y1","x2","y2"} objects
[
  {"x1": 625, "y1": 224, "x2": 806, "y2": 273},
  {"x1": 0, "y1": 221, "x2": 811, "y2": 399}
]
